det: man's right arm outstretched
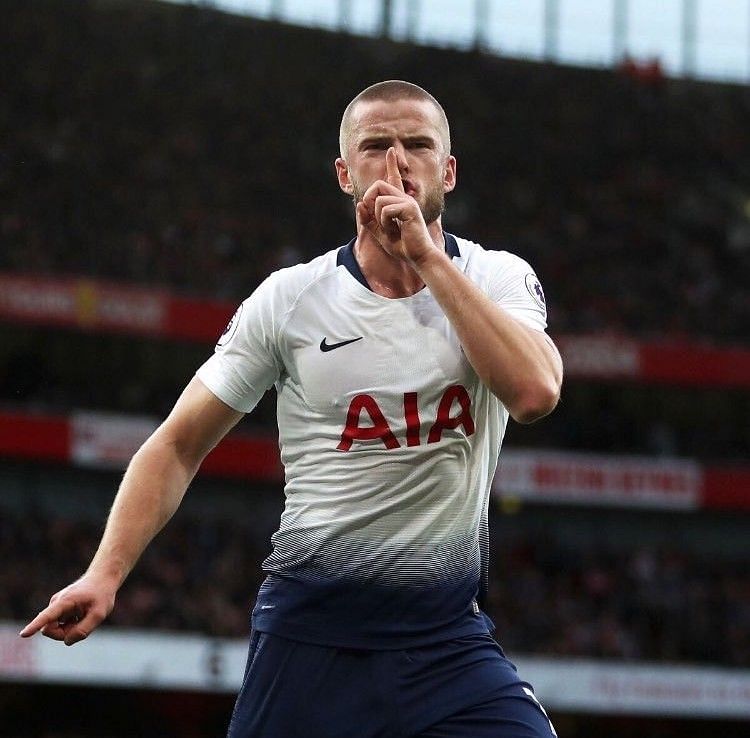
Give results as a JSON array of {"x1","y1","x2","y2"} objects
[{"x1": 20, "y1": 376, "x2": 244, "y2": 646}]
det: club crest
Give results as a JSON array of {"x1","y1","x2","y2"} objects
[{"x1": 525, "y1": 274, "x2": 546, "y2": 311}]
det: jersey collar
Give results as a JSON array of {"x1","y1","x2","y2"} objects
[{"x1": 337, "y1": 232, "x2": 461, "y2": 291}]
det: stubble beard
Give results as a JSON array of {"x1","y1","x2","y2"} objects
[{"x1": 352, "y1": 178, "x2": 445, "y2": 227}]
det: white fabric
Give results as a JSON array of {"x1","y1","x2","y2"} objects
[{"x1": 196, "y1": 236, "x2": 547, "y2": 587}]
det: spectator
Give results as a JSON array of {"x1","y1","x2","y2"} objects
[
  {"x1": 3, "y1": 507, "x2": 748, "y2": 666},
  {"x1": 1, "y1": 0, "x2": 748, "y2": 341}
]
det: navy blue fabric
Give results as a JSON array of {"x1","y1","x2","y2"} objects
[
  {"x1": 336, "y1": 237, "x2": 369, "y2": 288},
  {"x1": 226, "y1": 632, "x2": 557, "y2": 738},
  {"x1": 336, "y1": 232, "x2": 462, "y2": 290},
  {"x1": 444, "y1": 232, "x2": 461, "y2": 258},
  {"x1": 251, "y1": 573, "x2": 493, "y2": 650}
]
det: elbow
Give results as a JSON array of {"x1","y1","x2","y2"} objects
[{"x1": 508, "y1": 379, "x2": 561, "y2": 425}]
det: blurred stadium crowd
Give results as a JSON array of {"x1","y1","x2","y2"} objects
[
  {"x1": 2, "y1": 505, "x2": 748, "y2": 668},
  {"x1": 2, "y1": 327, "x2": 748, "y2": 460},
  {"x1": 3, "y1": 0, "x2": 750, "y2": 340},
  {"x1": 1, "y1": 0, "x2": 749, "y2": 689}
]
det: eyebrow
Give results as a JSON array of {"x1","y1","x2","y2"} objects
[{"x1": 357, "y1": 134, "x2": 437, "y2": 148}]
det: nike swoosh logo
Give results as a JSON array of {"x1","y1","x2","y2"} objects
[{"x1": 320, "y1": 336, "x2": 363, "y2": 352}]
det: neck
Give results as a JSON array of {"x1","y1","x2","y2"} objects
[{"x1": 355, "y1": 221, "x2": 445, "y2": 298}]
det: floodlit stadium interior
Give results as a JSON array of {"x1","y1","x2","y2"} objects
[{"x1": 1, "y1": 1, "x2": 749, "y2": 736}]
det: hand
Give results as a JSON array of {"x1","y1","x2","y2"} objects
[
  {"x1": 356, "y1": 147, "x2": 434, "y2": 265},
  {"x1": 20, "y1": 574, "x2": 117, "y2": 646}
]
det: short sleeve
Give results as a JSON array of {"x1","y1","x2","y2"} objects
[
  {"x1": 486, "y1": 253, "x2": 548, "y2": 332},
  {"x1": 196, "y1": 274, "x2": 284, "y2": 413}
]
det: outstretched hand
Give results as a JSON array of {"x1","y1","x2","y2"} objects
[
  {"x1": 20, "y1": 574, "x2": 116, "y2": 646},
  {"x1": 356, "y1": 147, "x2": 434, "y2": 265}
]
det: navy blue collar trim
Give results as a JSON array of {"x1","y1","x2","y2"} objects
[
  {"x1": 444, "y1": 232, "x2": 461, "y2": 258},
  {"x1": 337, "y1": 237, "x2": 370, "y2": 289},
  {"x1": 337, "y1": 232, "x2": 461, "y2": 291}
]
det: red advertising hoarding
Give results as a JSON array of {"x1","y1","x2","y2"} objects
[
  {"x1": 3, "y1": 273, "x2": 748, "y2": 387},
  {"x1": 0, "y1": 409, "x2": 747, "y2": 510}
]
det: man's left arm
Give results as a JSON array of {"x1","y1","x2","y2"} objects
[
  {"x1": 413, "y1": 249, "x2": 562, "y2": 424},
  {"x1": 361, "y1": 147, "x2": 562, "y2": 422}
]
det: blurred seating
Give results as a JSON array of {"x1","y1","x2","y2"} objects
[
  {"x1": 3, "y1": 508, "x2": 747, "y2": 667},
  {"x1": 2, "y1": 0, "x2": 748, "y2": 341}
]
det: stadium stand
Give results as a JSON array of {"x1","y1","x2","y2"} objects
[
  {"x1": 3, "y1": 0, "x2": 749, "y2": 340},
  {"x1": 1, "y1": 466, "x2": 748, "y2": 667},
  {"x1": 1, "y1": 1, "x2": 749, "y2": 735},
  {"x1": 1, "y1": 324, "x2": 748, "y2": 460}
]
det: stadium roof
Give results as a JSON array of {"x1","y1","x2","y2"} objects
[{"x1": 164, "y1": 0, "x2": 750, "y2": 84}]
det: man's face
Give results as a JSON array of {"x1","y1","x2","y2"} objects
[{"x1": 336, "y1": 98, "x2": 456, "y2": 226}]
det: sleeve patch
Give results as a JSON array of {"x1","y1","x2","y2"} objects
[
  {"x1": 525, "y1": 273, "x2": 546, "y2": 310},
  {"x1": 217, "y1": 303, "x2": 243, "y2": 347}
]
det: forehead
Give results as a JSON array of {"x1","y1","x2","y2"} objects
[{"x1": 349, "y1": 98, "x2": 444, "y2": 142}]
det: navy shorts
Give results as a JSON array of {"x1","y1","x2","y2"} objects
[{"x1": 227, "y1": 631, "x2": 557, "y2": 738}]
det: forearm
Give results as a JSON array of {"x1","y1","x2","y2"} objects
[
  {"x1": 20, "y1": 379, "x2": 242, "y2": 644},
  {"x1": 86, "y1": 430, "x2": 200, "y2": 588},
  {"x1": 413, "y1": 249, "x2": 562, "y2": 423}
]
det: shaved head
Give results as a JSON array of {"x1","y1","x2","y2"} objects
[{"x1": 339, "y1": 80, "x2": 451, "y2": 159}]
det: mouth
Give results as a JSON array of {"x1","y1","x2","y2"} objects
[{"x1": 402, "y1": 179, "x2": 418, "y2": 197}]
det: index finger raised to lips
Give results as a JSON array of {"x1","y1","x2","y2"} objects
[{"x1": 385, "y1": 147, "x2": 404, "y2": 192}]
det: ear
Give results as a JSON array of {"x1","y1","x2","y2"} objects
[
  {"x1": 443, "y1": 155, "x2": 457, "y2": 194},
  {"x1": 335, "y1": 158, "x2": 354, "y2": 195}
]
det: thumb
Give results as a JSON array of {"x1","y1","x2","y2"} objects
[{"x1": 356, "y1": 201, "x2": 373, "y2": 230}]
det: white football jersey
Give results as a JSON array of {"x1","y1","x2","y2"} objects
[{"x1": 196, "y1": 233, "x2": 548, "y2": 648}]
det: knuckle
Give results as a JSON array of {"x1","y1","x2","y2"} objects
[{"x1": 65, "y1": 632, "x2": 87, "y2": 646}]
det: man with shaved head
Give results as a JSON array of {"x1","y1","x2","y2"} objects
[
  {"x1": 339, "y1": 80, "x2": 452, "y2": 158},
  {"x1": 23, "y1": 81, "x2": 562, "y2": 737},
  {"x1": 338, "y1": 80, "x2": 453, "y2": 233}
]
